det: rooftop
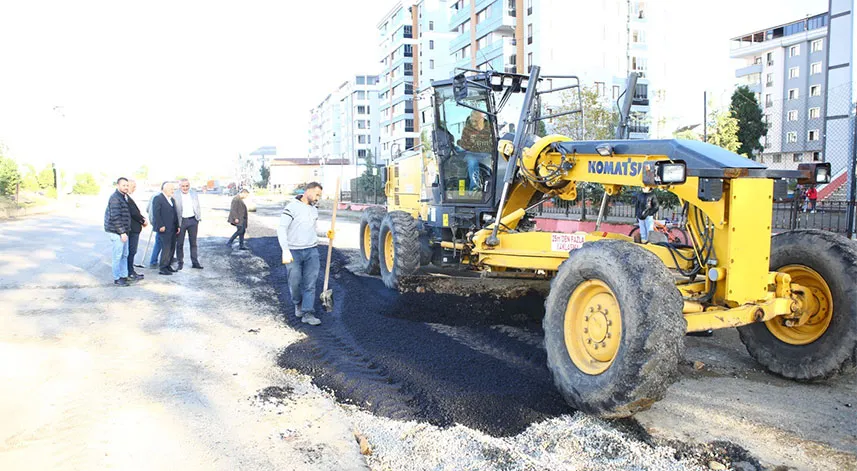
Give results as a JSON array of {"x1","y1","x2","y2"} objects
[{"x1": 731, "y1": 12, "x2": 828, "y2": 49}]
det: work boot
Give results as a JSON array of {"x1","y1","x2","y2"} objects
[
  {"x1": 301, "y1": 313, "x2": 321, "y2": 326},
  {"x1": 239, "y1": 245, "x2": 250, "y2": 251}
]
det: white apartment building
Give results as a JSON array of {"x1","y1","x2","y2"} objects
[
  {"x1": 377, "y1": 0, "x2": 454, "y2": 162},
  {"x1": 308, "y1": 75, "x2": 381, "y2": 166},
  {"x1": 730, "y1": 2, "x2": 852, "y2": 196}
]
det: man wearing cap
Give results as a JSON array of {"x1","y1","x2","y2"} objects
[{"x1": 227, "y1": 188, "x2": 250, "y2": 250}]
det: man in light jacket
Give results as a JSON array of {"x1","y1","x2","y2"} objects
[
  {"x1": 277, "y1": 182, "x2": 327, "y2": 326},
  {"x1": 174, "y1": 179, "x2": 203, "y2": 270}
]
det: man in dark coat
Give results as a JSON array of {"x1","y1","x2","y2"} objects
[
  {"x1": 152, "y1": 181, "x2": 181, "y2": 275},
  {"x1": 227, "y1": 188, "x2": 250, "y2": 250},
  {"x1": 634, "y1": 187, "x2": 659, "y2": 243},
  {"x1": 126, "y1": 179, "x2": 147, "y2": 280},
  {"x1": 103, "y1": 177, "x2": 132, "y2": 286}
]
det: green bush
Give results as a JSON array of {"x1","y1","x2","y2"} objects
[
  {"x1": 72, "y1": 173, "x2": 100, "y2": 195},
  {"x1": 0, "y1": 157, "x2": 21, "y2": 196}
]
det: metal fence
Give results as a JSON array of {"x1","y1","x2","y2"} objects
[{"x1": 343, "y1": 177, "x2": 385, "y2": 205}]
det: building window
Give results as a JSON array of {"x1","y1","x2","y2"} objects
[
  {"x1": 766, "y1": 73, "x2": 773, "y2": 87},
  {"x1": 355, "y1": 90, "x2": 366, "y2": 100},
  {"x1": 788, "y1": 88, "x2": 798, "y2": 100},
  {"x1": 811, "y1": 39, "x2": 823, "y2": 52},
  {"x1": 476, "y1": 5, "x2": 491, "y2": 24},
  {"x1": 793, "y1": 153, "x2": 803, "y2": 162},
  {"x1": 765, "y1": 94, "x2": 773, "y2": 107},
  {"x1": 358, "y1": 135, "x2": 368, "y2": 144},
  {"x1": 631, "y1": 56, "x2": 647, "y2": 77},
  {"x1": 527, "y1": 52, "x2": 533, "y2": 69},
  {"x1": 787, "y1": 110, "x2": 798, "y2": 121},
  {"x1": 613, "y1": 85, "x2": 620, "y2": 99},
  {"x1": 786, "y1": 132, "x2": 797, "y2": 143},
  {"x1": 788, "y1": 67, "x2": 799, "y2": 79},
  {"x1": 405, "y1": 83, "x2": 413, "y2": 95},
  {"x1": 357, "y1": 120, "x2": 367, "y2": 129},
  {"x1": 405, "y1": 137, "x2": 415, "y2": 149},
  {"x1": 789, "y1": 45, "x2": 799, "y2": 57},
  {"x1": 404, "y1": 44, "x2": 413, "y2": 57},
  {"x1": 632, "y1": 30, "x2": 646, "y2": 44},
  {"x1": 810, "y1": 85, "x2": 821, "y2": 97},
  {"x1": 404, "y1": 63, "x2": 413, "y2": 76},
  {"x1": 527, "y1": 24, "x2": 533, "y2": 44},
  {"x1": 429, "y1": 20, "x2": 434, "y2": 31},
  {"x1": 634, "y1": 1, "x2": 645, "y2": 19},
  {"x1": 766, "y1": 52, "x2": 773, "y2": 66},
  {"x1": 357, "y1": 149, "x2": 367, "y2": 158},
  {"x1": 809, "y1": 107, "x2": 821, "y2": 119},
  {"x1": 808, "y1": 129, "x2": 819, "y2": 141},
  {"x1": 773, "y1": 154, "x2": 782, "y2": 163},
  {"x1": 357, "y1": 106, "x2": 367, "y2": 115},
  {"x1": 430, "y1": 59, "x2": 434, "y2": 69},
  {"x1": 527, "y1": 0, "x2": 532, "y2": 15},
  {"x1": 594, "y1": 82, "x2": 606, "y2": 96},
  {"x1": 813, "y1": 151, "x2": 822, "y2": 161},
  {"x1": 429, "y1": 40, "x2": 434, "y2": 50},
  {"x1": 809, "y1": 62, "x2": 822, "y2": 75},
  {"x1": 403, "y1": 25, "x2": 412, "y2": 38},
  {"x1": 405, "y1": 119, "x2": 414, "y2": 132}
]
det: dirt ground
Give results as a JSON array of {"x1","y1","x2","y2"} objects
[{"x1": 3, "y1": 197, "x2": 856, "y2": 471}]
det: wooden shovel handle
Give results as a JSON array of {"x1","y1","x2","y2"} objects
[{"x1": 322, "y1": 177, "x2": 340, "y2": 292}]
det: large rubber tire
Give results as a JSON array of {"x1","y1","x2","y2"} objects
[
  {"x1": 737, "y1": 230, "x2": 857, "y2": 380},
  {"x1": 379, "y1": 211, "x2": 420, "y2": 289},
  {"x1": 358, "y1": 207, "x2": 386, "y2": 275},
  {"x1": 544, "y1": 239, "x2": 686, "y2": 417}
]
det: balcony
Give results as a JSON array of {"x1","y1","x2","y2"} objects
[
  {"x1": 735, "y1": 63, "x2": 762, "y2": 78},
  {"x1": 449, "y1": 5, "x2": 470, "y2": 31},
  {"x1": 449, "y1": 31, "x2": 471, "y2": 54}
]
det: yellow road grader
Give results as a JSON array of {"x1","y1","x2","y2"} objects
[{"x1": 357, "y1": 66, "x2": 857, "y2": 417}]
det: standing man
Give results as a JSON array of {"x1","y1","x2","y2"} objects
[
  {"x1": 278, "y1": 181, "x2": 325, "y2": 326},
  {"x1": 126, "y1": 179, "x2": 147, "y2": 280},
  {"x1": 174, "y1": 179, "x2": 203, "y2": 270},
  {"x1": 104, "y1": 177, "x2": 132, "y2": 286},
  {"x1": 147, "y1": 193, "x2": 162, "y2": 268},
  {"x1": 634, "y1": 186, "x2": 659, "y2": 244},
  {"x1": 152, "y1": 181, "x2": 180, "y2": 276},
  {"x1": 227, "y1": 188, "x2": 250, "y2": 250}
]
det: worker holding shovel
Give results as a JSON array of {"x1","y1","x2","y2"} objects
[{"x1": 278, "y1": 181, "x2": 334, "y2": 326}]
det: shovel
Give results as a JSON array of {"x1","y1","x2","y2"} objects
[{"x1": 320, "y1": 177, "x2": 340, "y2": 312}]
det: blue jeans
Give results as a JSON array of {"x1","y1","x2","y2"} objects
[
  {"x1": 638, "y1": 216, "x2": 654, "y2": 242},
  {"x1": 286, "y1": 247, "x2": 320, "y2": 314},
  {"x1": 149, "y1": 233, "x2": 161, "y2": 266},
  {"x1": 108, "y1": 233, "x2": 129, "y2": 280}
]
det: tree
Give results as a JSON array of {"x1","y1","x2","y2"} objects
[
  {"x1": 20, "y1": 164, "x2": 40, "y2": 191},
  {"x1": 730, "y1": 86, "x2": 768, "y2": 159},
  {"x1": 552, "y1": 86, "x2": 619, "y2": 141},
  {"x1": 72, "y1": 173, "x2": 100, "y2": 195},
  {"x1": 673, "y1": 129, "x2": 701, "y2": 141},
  {"x1": 134, "y1": 165, "x2": 150, "y2": 181},
  {"x1": 707, "y1": 111, "x2": 742, "y2": 153},
  {"x1": 37, "y1": 164, "x2": 56, "y2": 189},
  {"x1": 0, "y1": 156, "x2": 21, "y2": 196},
  {"x1": 257, "y1": 162, "x2": 270, "y2": 188},
  {"x1": 355, "y1": 150, "x2": 383, "y2": 202}
]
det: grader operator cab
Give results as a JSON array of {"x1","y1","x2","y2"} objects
[{"x1": 358, "y1": 65, "x2": 857, "y2": 417}]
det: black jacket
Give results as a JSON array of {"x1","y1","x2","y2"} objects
[
  {"x1": 104, "y1": 190, "x2": 131, "y2": 234},
  {"x1": 153, "y1": 193, "x2": 179, "y2": 233},
  {"x1": 127, "y1": 196, "x2": 146, "y2": 234},
  {"x1": 634, "y1": 191, "x2": 659, "y2": 220}
]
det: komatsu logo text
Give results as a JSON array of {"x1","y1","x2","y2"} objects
[{"x1": 587, "y1": 159, "x2": 642, "y2": 177}]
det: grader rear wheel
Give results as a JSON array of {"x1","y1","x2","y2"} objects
[
  {"x1": 544, "y1": 240, "x2": 685, "y2": 417},
  {"x1": 738, "y1": 230, "x2": 857, "y2": 380},
  {"x1": 378, "y1": 211, "x2": 420, "y2": 289},
  {"x1": 358, "y1": 207, "x2": 386, "y2": 275}
]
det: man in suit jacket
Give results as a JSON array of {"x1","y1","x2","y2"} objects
[
  {"x1": 152, "y1": 181, "x2": 180, "y2": 275},
  {"x1": 147, "y1": 193, "x2": 162, "y2": 267},
  {"x1": 126, "y1": 179, "x2": 148, "y2": 280},
  {"x1": 174, "y1": 179, "x2": 203, "y2": 270}
]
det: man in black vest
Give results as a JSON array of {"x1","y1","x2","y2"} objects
[
  {"x1": 152, "y1": 181, "x2": 180, "y2": 275},
  {"x1": 103, "y1": 177, "x2": 132, "y2": 286},
  {"x1": 126, "y1": 179, "x2": 148, "y2": 280}
]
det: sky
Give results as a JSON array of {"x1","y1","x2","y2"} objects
[{"x1": 0, "y1": 0, "x2": 841, "y2": 181}]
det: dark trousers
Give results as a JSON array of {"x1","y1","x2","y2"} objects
[
  {"x1": 177, "y1": 218, "x2": 199, "y2": 265},
  {"x1": 228, "y1": 223, "x2": 246, "y2": 246},
  {"x1": 158, "y1": 231, "x2": 177, "y2": 270},
  {"x1": 127, "y1": 231, "x2": 141, "y2": 275}
]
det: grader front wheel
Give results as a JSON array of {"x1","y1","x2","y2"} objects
[
  {"x1": 378, "y1": 211, "x2": 420, "y2": 289},
  {"x1": 358, "y1": 207, "x2": 386, "y2": 275},
  {"x1": 544, "y1": 240, "x2": 685, "y2": 417},
  {"x1": 738, "y1": 230, "x2": 857, "y2": 380}
]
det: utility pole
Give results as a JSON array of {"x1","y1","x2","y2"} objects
[{"x1": 703, "y1": 91, "x2": 708, "y2": 142}]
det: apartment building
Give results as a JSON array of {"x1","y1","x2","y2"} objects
[
  {"x1": 307, "y1": 75, "x2": 381, "y2": 166},
  {"x1": 377, "y1": 0, "x2": 454, "y2": 162},
  {"x1": 730, "y1": 3, "x2": 853, "y2": 187},
  {"x1": 446, "y1": 0, "x2": 661, "y2": 138}
]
